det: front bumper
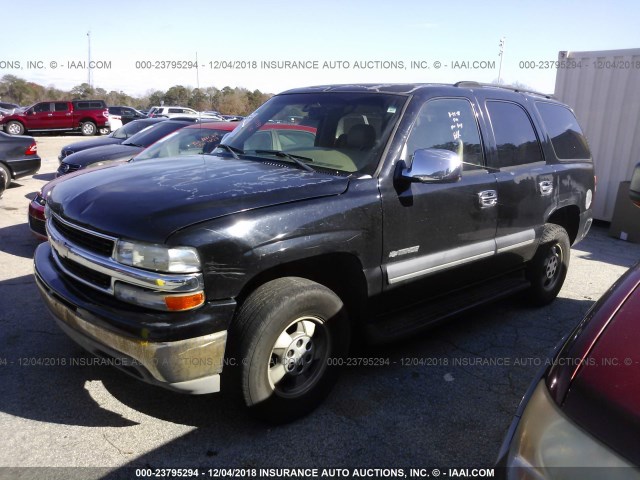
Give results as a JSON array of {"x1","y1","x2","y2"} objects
[
  {"x1": 34, "y1": 242, "x2": 236, "y2": 394},
  {"x1": 6, "y1": 155, "x2": 41, "y2": 180}
]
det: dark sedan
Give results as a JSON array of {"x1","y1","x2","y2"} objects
[
  {"x1": 108, "y1": 106, "x2": 148, "y2": 125},
  {"x1": 58, "y1": 118, "x2": 166, "y2": 162},
  {"x1": 0, "y1": 131, "x2": 41, "y2": 189},
  {"x1": 56, "y1": 120, "x2": 194, "y2": 176},
  {"x1": 0, "y1": 102, "x2": 20, "y2": 111},
  {"x1": 497, "y1": 167, "x2": 640, "y2": 477}
]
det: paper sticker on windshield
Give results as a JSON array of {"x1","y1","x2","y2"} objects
[{"x1": 387, "y1": 106, "x2": 397, "y2": 114}]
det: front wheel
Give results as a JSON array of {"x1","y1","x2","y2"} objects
[
  {"x1": 525, "y1": 224, "x2": 570, "y2": 306},
  {"x1": 80, "y1": 121, "x2": 97, "y2": 136},
  {"x1": 228, "y1": 277, "x2": 350, "y2": 423},
  {"x1": 5, "y1": 121, "x2": 24, "y2": 135}
]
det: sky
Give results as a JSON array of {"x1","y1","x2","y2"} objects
[{"x1": 2, "y1": 0, "x2": 640, "y2": 97}]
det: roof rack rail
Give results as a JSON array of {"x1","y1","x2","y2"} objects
[{"x1": 453, "y1": 81, "x2": 554, "y2": 99}]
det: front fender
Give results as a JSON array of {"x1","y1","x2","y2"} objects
[{"x1": 168, "y1": 178, "x2": 383, "y2": 300}]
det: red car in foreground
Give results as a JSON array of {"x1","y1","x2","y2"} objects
[{"x1": 498, "y1": 166, "x2": 640, "y2": 478}]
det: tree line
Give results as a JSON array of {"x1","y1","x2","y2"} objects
[{"x1": 0, "y1": 75, "x2": 272, "y2": 115}]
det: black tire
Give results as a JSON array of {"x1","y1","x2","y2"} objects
[
  {"x1": 228, "y1": 277, "x2": 350, "y2": 423},
  {"x1": 80, "y1": 121, "x2": 97, "y2": 136},
  {"x1": 525, "y1": 223, "x2": 570, "y2": 306},
  {"x1": 5, "y1": 121, "x2": 24, "y2": 135},
  {"x1": 0, "y1": 163, "x2": 11, "y2": 190}
]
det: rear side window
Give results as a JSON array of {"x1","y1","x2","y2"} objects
[
  {"x1": 486, "y1": 101, "x2": 544, "y2": 168},
  {"x1": 74, "y1": 101, "x2": 105, "y2": 110},
  {"x1": 535, "y1": 102, "x2": 591, "y2": 160},
  {"x1": 54, "y1": 102, "x2": 69, "y2": 112}
]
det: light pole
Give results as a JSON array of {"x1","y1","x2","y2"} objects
[{"x1": 498, "y1": 37, "x2": 506, "y2": 84}]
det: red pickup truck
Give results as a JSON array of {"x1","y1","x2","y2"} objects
[{"x1": 1, "y1": 100, "x2": 110, "y2": 136}]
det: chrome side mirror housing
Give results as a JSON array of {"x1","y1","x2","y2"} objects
[{"x1": 401, "y1": 148, "x2": 462, "y2": 183}]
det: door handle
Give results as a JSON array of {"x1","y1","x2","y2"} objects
[
  {"x1": 477, "y1": 190, "x2": 498, "y2": 208},
  {"x1": 539, "y1": 180, "x2": 553, "y2": 196},
  {"x1": 47, "y1": 114, "x2": 53, "y2": 117}
]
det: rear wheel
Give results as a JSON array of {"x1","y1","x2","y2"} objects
[
  {"x1": 526, "y1": 224, "x2": 570, "y2": 306},
  {"x1": 228, "y1": 277, "x2": 350, "y2": 423},
  {"x1": 0, "y1": 163, "x2": 11, "y2": 189},
  {"x1": 5, "y1": 121, "x2": 24, "y2": 136},
  {"x1": 80, "y1": 121, "x2": 97, "y2": 136}
]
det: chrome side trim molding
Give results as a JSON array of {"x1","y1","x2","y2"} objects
[
  {"x1": 387, "y1": 240, "x2": 495, "y2": 284},
  {"x1": 386, "y1": 229, "x2": 536, "y2": 284},
  {"x1": 495, "y1": 229, "x2": 536, "y2": 253}
]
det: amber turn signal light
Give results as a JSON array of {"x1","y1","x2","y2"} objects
[{"x1": 164, "y1": 292, "x2": 205, "y2": 311}]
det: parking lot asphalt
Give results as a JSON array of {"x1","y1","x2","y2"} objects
[{"x1": 1, "y1": 134, "x2": 640, "y2": 479}]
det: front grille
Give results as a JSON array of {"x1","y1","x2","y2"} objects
[
  {"x1": 58, "y1": 256, "x2": 111, "y2": 289},
  {"x1": 52, "y1": 216, "x2": 115, "y2": 257}
]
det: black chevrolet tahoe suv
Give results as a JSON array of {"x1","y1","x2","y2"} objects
[{"x1": 34, "y1": 82, "x2": 595, "y2": 422}]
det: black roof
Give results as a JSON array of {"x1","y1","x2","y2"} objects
[{"x1": 280, "y1": 82, "x2": 555, "y2": 101}]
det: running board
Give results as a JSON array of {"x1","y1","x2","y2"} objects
[{"x1": 365, "y1": 273, "x2": 530, "y2": 343}]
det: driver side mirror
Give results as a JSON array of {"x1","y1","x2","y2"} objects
[
  {"x1": 630, "y1": 162, "x2": 640, "y2": 207},
  {"x1": 401, "y1": 148, "x2": 462, "y2": 183}
]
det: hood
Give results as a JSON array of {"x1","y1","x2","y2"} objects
[
  {"x1": 49, "y1": 155, "x2": 349, "y2": 242},
  {"x1": 562, "y1": 276, "x2": 640, "y2": 465},
  {"x1": 62, "y1": 144, "x2": 142, "y2": 167},
  {"x1": 62, "y1": 137, "x2": 123, "y2": 154}
]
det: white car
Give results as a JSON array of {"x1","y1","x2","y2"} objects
[
  {"x1": 101, "y1": 114, "x2": 123, "y2": 135},
  {"x1": 147, "y1": 106, "x2": 224, "y2": 121}
]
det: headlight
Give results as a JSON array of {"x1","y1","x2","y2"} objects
[
  {"x1": 506, "y1": 381, "x2": 635, "y2": 479},
  {"x1": 115, "y1": 240, "x2": 200, "y2": 273}
]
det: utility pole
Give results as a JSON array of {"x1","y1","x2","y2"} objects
[
  {"x1": 498, "y1": 37, "x2": 506, "y2": 84},
  {"x1": 87, "y1": 31, "x2": 92, "y2": 87},
  {"x1": 195, "y1": 51, "x2": 200, "y2": 90}
]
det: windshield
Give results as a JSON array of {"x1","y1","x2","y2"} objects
[
  {"x1": 219, "y1": 91, "x2": 407, "y2": 174},
  {"x1": 112, "y1": 120, "x2": 157, "y2": 139},
  {"x1": 122, "y1": 122, "x2": 188, "y2": 148},
  {"x1": 135, "y1": 127, "x2": 235, "y2": 160}
]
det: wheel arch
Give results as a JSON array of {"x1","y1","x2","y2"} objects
[
  {"x1": 0, "y1": 161, "x2": 14, "y2": 179},
  {"x1": 4, "y1": 120, "x2": 26, "y2": 135},
  {"x1": 546, "y1": 204, "x2": 581, "y2": 245},
  {"x1": 78, "y1": 117, "x2": 98, "y2": 125},
  {"x1": 235, "y1": 252, "x2": 369, "y2": 326}
]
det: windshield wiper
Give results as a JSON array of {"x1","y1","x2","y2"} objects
[
  {"x1": 253, "y1": 150, "x2": 315, "y2": 172},
  {"x1": 216, "y1": 143, "x2": 243, "y2": 159},
  {"x1": 123, "y1": 142, "x2": 145, "y2": 148}
]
